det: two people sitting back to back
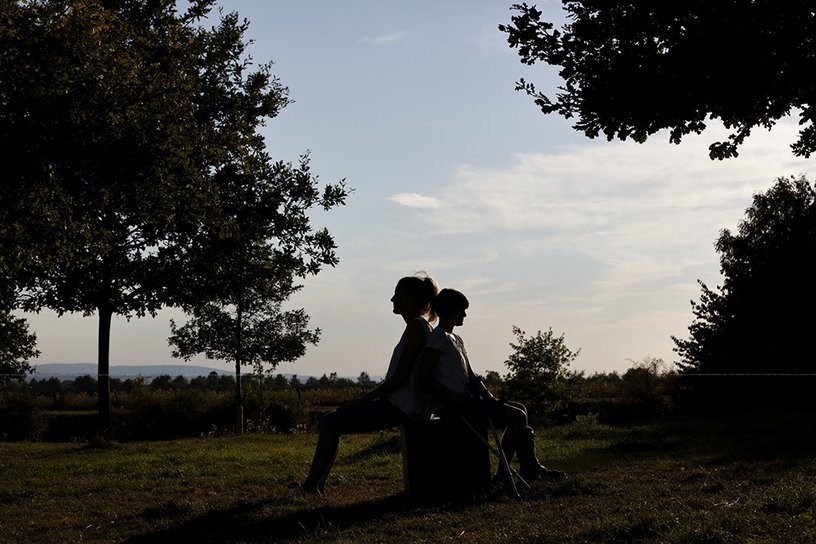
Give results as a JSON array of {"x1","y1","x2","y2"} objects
[{"x1": 294, "y1": 274, "x2": 565, "y2": 497}]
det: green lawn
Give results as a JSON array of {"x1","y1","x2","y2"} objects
[{"x1": 1, "y1": 413, "x2": 814, "y2": 543}]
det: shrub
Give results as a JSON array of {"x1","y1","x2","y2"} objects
[
  {"x1": 0, "y1": 392, "x2": 46, "y2": 441},
  {"x1": 117, "y1": 389, "x2": 234, "y2": 441}
]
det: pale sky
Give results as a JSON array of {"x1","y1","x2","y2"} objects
[{"x1": 26, "y1": 1, "x2": 815, "y2": 378}]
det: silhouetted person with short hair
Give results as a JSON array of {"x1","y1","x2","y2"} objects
[{"x1": 419, "y1": 288, "x2": 566, "y2": 483}]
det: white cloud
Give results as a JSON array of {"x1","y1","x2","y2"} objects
[
  {"x1": 388, "y1": 192, "x2": 443, "y2": 209},
  {"x1": 409, "y1": 121, "x2": 813, "y2": 260}
]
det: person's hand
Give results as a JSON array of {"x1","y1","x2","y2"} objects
[
  {"x1": 472, "y1": 395, "x2": 502, "y2": 417},
  {"x1": 469, "y1": 378, "x2": 495, "y2": 401}
]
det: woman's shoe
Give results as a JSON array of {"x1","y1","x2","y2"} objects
[{"x1": 290, "y1": 483, "x2": 324, "y2": 498}]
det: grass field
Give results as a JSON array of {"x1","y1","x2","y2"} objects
[{"x1": 1, "y1": 412, "x2": 815, "y2": 543}]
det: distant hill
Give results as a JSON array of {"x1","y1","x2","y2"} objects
[{"x1": 31, "y1": 363, "x2": 233, "y2": 380}]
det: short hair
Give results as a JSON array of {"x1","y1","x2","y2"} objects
[
  {"x1": 397, "y1": 272, "x2": 439, "y2": 321},
  {"x1": 432, "y1": 288, "x2": 469, "y2": 320}
]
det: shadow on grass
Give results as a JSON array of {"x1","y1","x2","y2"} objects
[
  {"x1": 124, "y1": 480, "x2": 582, "y2": 544},
  {"x1": 125, "y1": 494, "x2": 403, "y2": 543},
  {"x1": 124, "y1": 491, "x2": 494, "y2": 544}
]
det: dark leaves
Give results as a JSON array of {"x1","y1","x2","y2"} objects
[{"x1": 500, "y1": 1, "x2": 816, "y2": 158}]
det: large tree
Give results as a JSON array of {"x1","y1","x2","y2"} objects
[
  {"x1": 1, "y1": 0, "x2": 216, "y2": 435},
  {"x1": 499, "y1": 2, "x2": 816, "y2": 159},
  {"x1": 0, "y1": 1, "x2": 345, "y2": 436},
  {"x1": 672, "y1": 176, "x2": 816, "y2": 375},
  {"x1": 169, "y1": 147, "x2": 346, "y2": 432}
]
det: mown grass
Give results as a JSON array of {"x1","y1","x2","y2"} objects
[{"x1": 1, "y1": 412, "x2": 815, "y2": 543}]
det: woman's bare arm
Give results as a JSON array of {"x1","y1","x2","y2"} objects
[{"x1": 348, "y1": 319, "x2": 426, "y2": 405}]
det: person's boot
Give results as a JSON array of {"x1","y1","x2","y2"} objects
[{"x1": 517, "y1": 426, "x2": 567, "y2": 482}]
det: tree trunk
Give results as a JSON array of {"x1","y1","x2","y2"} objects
[
  {"x1": 235, "y1": 303, "x2": 244, "y2": 435},
  {"x1": 235, "y1": 356, "x2": 242, "y2": 410},
  {"x1": 97, "y1": 303, "x2": 113, "y2": 439}
]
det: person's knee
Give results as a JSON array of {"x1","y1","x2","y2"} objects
[
  {"x1": 503, "y1": 404, "x2": 527, "y2": 426},
  {"x1": 319, "y1": 410, "x2": 341, "y2": 434},
  {"x1": 506, "y1": 400, "x2": 528, "y2": 414}
]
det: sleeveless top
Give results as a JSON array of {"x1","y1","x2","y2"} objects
[
  {"x1": 423, "y1": 326, "x2": 472, "y2": 415},
  {"x1": 426, "y1": 327, "x2": 471, "y2": 395},
  {"x1": 385, "y1": 317, "x2": 433, "y2": 419}
]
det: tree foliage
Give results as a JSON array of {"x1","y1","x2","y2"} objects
[
  {"x1": 503, "y1": 325, "x2": 581, "y2": 420},
  {"x1": 0, "y1": 0, "x2": 346, "y2": 435},
  {"x1": 0, "y1": 283, "x2": 38, "y2": 382},
  {"x1": 169, "y1": 301, "x2": 321, "y2": 413},
  {"x1": 672, "y1": 176, "x2": 816, "y2": 375},
  {"x1": 168, "y1": 147, "x2": 346, "y2": 412},
  {"x1": 1, "y1": 0, "x2": 220, "y2": 434},
  {"x1": 171, "y1": 305, "x2": 319, "y2": 374},
  {"x1": 0, "y1": 311, "x2": 39, "y2": 382},
  {"x1": 499, "y1": 2, "x2": 816, "y2": 159}
]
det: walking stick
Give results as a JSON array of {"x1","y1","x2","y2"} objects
[{"x1": 486, "y1": 415, "x2": 521, "y2": 499}]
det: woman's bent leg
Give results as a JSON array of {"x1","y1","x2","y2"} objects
[
  {"x1": 300, "y1": 399, "x2": 404, "y2": 493},
  {"x1": 302, "y1": 419, "x2": 340, "y2": 493}
]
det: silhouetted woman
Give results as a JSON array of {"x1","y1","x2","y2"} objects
[{"x1": 294, "y1": 273, "x2": 438, "y2": 496}]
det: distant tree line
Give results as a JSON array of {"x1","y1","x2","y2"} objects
[
  {"x1": 1, "y1": 370, "x2": 374, "y2": 442},
  {"x1": 19, "y1": 370, "x2": 378, "y2": 396},
  {"x1": 1, "y1": 355, "x2": 683, "y2": 442}
]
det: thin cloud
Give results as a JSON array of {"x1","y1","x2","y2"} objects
[
  {"x1": 358, "y1": 29, "x2": 409, "y2": 45},
  {"x1": 388, "y1": 192, "x2": 443, "y2": 209},
  {"x1": 416, "y1": 121, "x2": 813, "y2": 241}
]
